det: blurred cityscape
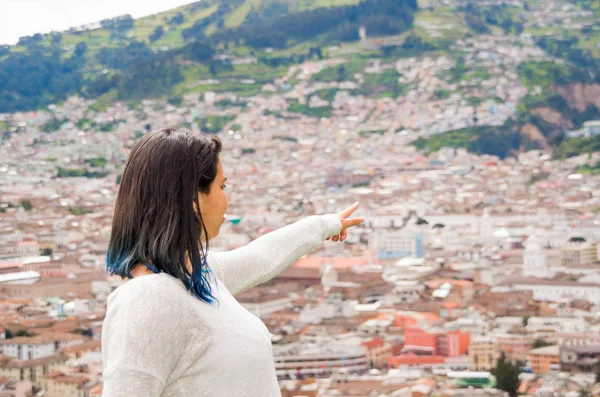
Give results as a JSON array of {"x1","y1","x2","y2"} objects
[{"x1": 1, "y1": 0, "x2": 600, "y2": 396}]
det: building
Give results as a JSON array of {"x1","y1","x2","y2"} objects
[
  {"x1": 566, "y1": 120, "x2": 600, "y2": 137},
  {"x1": 477, "y1": 290, "x2": 534, "y2": 317},
  {"x1": 0, "y1": 377, "x2": 33, "y2": 397},
  {"x1": 559, "y1": 345, "x2": 600, "y2": 373},
  {"x1": 469, "y1": 337, "x2": 500, "y2": 371},
  {"x1": 0, "y1": 334, "x2": 86, "y2": 361},
  {"x1": 41, "y1": 371, "x2": 89, "y2": 397},
  {"x1": 60, "y1": 340, "x2": 101, "y2": 360},
  {"x1": 402, "y1": 328, "x2": 436, "y2": 356},
  {"x1": 525, "y1": 317, "x2": 588, "y2": 333},
  {"x1": 371, "y1": 228, "x2": 424, "y2": 259},
  {"x1": 237, "y1": 290, "x2": 292, "y2": 319},
  {"x1": 438, "y1": 330, "x2": 471, "y2": 357},
  {"x1": 528, "y1": 345, "x2": 560, "y2": 374},
  {"x1": 361, "y1": 338, "x2": 393, "y2": 369},
  {"x1": 447, "y1": 371, "x2": 496, "y2": 388},
  {"x1": 0, "y1": 354, "x2": 67, "y2": 388},
  {"x1": 1, "y1": 336, "x2": 56, "y2": 361},
  {"x1": 497, "y1": 277, "x2": 600, "y2": 305},
  {"x1": 562, "y1": 240, "x2": 598, "y2": 267},
  {"x1": 0, "y1": 271, "x2": 104, "y2": 299},
  {"x1": 0, "y1": 271, "x2": 41, "y2": 285},
  {"x1": 585, "y1": 120, "x2": 600, "y2": 135},
  {"x1": 497, "y1": 334, "x2": 533, "y2": 362},
  {"x1": 388, "y1": 354, "x2": 446, "y2": 369},
  {"x1": 0, "y1": 240, "x2": 39, "y2": 259},
  {"x1": 401, "y1": 328, "x2": 470, "y2": 358},
  {"x1": 273, "y1": 344, "x2": 369, "y2": 379},
  {"x1": 522, "y1": 235, "x2": 552, "y2": 278}
]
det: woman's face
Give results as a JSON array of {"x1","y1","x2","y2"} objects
[{"x1": 195, "y1": 158, "x2": 230, "y2": 241}]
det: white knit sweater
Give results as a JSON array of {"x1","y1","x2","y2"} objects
[{"x1": 101, "y1": 214, "x2": 343, "y2": 397}]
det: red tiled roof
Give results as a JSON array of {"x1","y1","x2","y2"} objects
[
  {"x1": 293, "y1": 257, "x2": 371, "y2": 269},
  {"x1": 388, "y1": 354, "x2": 446, "y2": 365},
  {"x1": 90, "y1": 384, "x2": 103, "y2": 395},
  {"x1": 362, "y1": 338, "x2": 385, "y2": 349},
  {"x1": 0, "y1": 262, "x2": 22, "y2": 269}
]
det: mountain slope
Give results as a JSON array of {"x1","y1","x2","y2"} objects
[{"x1": 0, "y1": 0, "x2": 416, "y2": 113}]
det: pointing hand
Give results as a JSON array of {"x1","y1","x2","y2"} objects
[{"x1": 326, "y1": 201, "x2": 364, "y2": 242}]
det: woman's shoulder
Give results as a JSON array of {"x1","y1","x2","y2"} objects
[
  {"x1": 102, "y1": 273, "x2": 210, "y2": 354},
  {"x1": 107, "y1": 272, "x2": 191, "y2": 307}
]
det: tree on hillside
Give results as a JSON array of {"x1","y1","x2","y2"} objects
[
  {"x1": 100, "y1": 14, "x2": 134, "y2": 32},
  {"x1": 491, "y1": 352, "x2": 522, "y2": 397},
  {"x1": 149, "y1": 26, "x2": 165, "y2": 42},
  {"x1": 20, "y1": 199, "x2": 33, "y2": 212},
  {"x1": 169, "y1": 13, "x2": 184, "y2": 25},
  {"x1": 50, "y1": 33, "x2": 63, "y2": 46},
  {"x1": 533, "y1": 338, "x2": 552, "y2": 348},
  {"x1": 579, "y1": 388, "x2": 592, "y2": 397},
  {"x1": 180, "y1": 41, "x2": 214, "y2": 62},
  {"x1": 74, "y1": 42, "x2": 88, "y2": 57}
]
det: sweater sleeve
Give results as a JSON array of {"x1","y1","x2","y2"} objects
[
  {"x1": 101, "y1": 281, "x2": 194, "y2": 396},
  {"x1": 207, "y1": 214, "x2": 342, "y2": 295}
]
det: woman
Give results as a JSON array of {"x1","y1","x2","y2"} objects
[{"x1": 101, "y1": 127, "x2": 364, "y2": 396}]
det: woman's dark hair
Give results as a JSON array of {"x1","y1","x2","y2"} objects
[{"x1": 106, "y1": 127, "x2": 222, "y2": 304}]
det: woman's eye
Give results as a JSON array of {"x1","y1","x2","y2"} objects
[{"x1": 222, "y1": 184, "x2": 227, "y2": 189}]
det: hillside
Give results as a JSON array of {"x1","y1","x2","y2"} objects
[
  {"x1": 0, "y1": 0, "x2": 416, "y2": 112},
  {"x1": 0, "y1": 0, "x2": 599, "y2": 159}
]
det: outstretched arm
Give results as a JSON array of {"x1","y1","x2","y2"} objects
[{"x1": 207, "y1": 214, "x2": 342, "y2": 295}]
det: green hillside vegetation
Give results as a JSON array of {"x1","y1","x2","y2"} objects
[
  {"x1": 57, "y1": 167, "x2": 109, "y2": 178},
  {"x1": 414, "y1": 7, "x2": 469, "y2": 41},
  {"x1": 84, "y1": 157, "x2": 108, "y2": 167},
  {"x1": 314, "y1": 88, "x2": 342, "y2": 102},
  {"x1": 517, "y1": 61, "x2": 596, "y2": 90},
  {"x1": 570, "y1": 0, "x2": 600, "y2": 11},
  {"x1": 535, "y1": 34, "x2": 600, "y2": 71},
  {"x1": 518, "y1": 93, "x2": 600, "y2": 146},
  {"x1": 312, "y1": 58, "x2": 369, "y2": 82},
  {"x1": 411, "y1": 121, "x2": 522, "y2": 159},
  {"x1": 1, "y1": 0, "x2": 599, "y2": 161},
  {"x1": 512, "y1": 60, "x2": 600, "y2": 155},
  {"x1": 576, "y1": 161, "x2": 600, "y2": 174},
  {"x1": 0, "y1": 0, "x2": 417, "y2": 112},
  {"x1": 198, "y1": 115, "x2": 236, "y2": 133},
  {"x1": 553, "y1": 135, "x2": 600, "y2": 159},
  {"x1": 460, "y1": 4, "x2": 524, "y2": 36},
  {"x1": 411, "y1": 58, "x2": 600, "y2": 160},
  {"x1": 354, "y1": 69, "x2": 410, "y2": 98},
  {"x1": 288, "y1": 103, "x2": 333, "y2": 118},
  {"x1": 377, "y1": 34, "x2": 441, "y2": 59}
]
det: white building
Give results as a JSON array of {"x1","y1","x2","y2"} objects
[
  {"x1": 392, "y1": 280, "x2": 425, "y2": 303},
  {"x1": 273, "y1": 343, "x2": 369, "y2": 378},
  {"x1": 239, "y1": 294, "x2": 292, "y2": 319},
  {"x1": 370, "y1": 228, "x2": 424, "y2": 259},
  {"x1": 525, "y1": 317, "x2": 588, "y2": 333},
  {"x1": 0, "y1": 337, "x2": 56, "y2": 360},
  {"x1": 0, "y1": 271, "x2": 41, "y2": 285},
  {"x1": 522, "y1": 235, "x2": 553, "y2": 278},
  {"x1": 497, "y1": 276, "x2": 600, "y2": 306}
]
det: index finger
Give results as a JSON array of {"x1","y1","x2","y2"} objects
[
  {"x1": 341, "y1": 216, "x2": 364, "y2": 230},
  {"x1": 339, "y1": 201, "x2": 360, "y2": 219}
]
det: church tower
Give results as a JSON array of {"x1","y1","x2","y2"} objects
[{"x1": 522, "y1": 234, "x2": 552, "y2": 278}]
